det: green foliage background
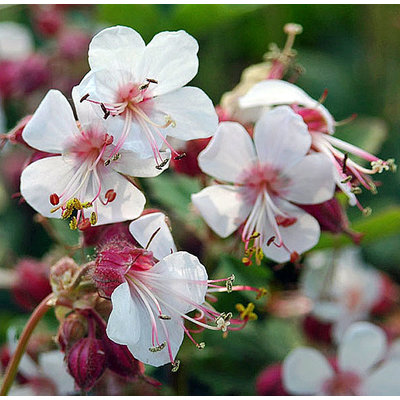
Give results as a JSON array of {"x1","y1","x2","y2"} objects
[{"x1": 1, "y1": 4, "x2": 400, "y2": 395}]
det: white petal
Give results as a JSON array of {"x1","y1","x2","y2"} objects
[
  {"x1": 282, "y1": 347, "x2": 334, "y2": 395},
  {"x1": 283, "y1": 153, "x2": 335, "y2": 204},
  {"x1": 135, "y1": 30, "x2": 199, "y2": 96},
  {"x1": 22, "y1": 90, "x2": 79, "y2": 153},
  {"x1": 312, "y1": 301, "x2": 345, "y2": 323},
  {"x1": 129, "y1": 212, "x2": 176, "y2": 260},
  {"x1": 239, "y1": 79, "x2": 335, "y2": 134},
  {"x1": 360, "y1": 360, "x2": 400, "y2": 395},
  {"x1": 150, "y1": 86, "x2": 218, "y2": 141},
  {"x1": 88, "y1": 25, "x2": 145, "y2": 72},
  {"x1": 71, "y1": 85, "x2": 100, "y2": 129},
  {"x1": 107, "y1": 282, "x2": 141, "y2": 346},
  {"x1": 151, "y1": 251, "x2": 208, "y2": 312},
  {"x1": 39, "y1": 351, "x2": 75, "y2": 395},
  {"x1": 388, "y1": 338, "x2": 400, "y2": 360},
  {"x1": 253, "y1": 106, "x2": 311, "y2": 171},
  {"x1": 20, "y1": 156, "x2": 75, "y2": 218},
  {"x1": 197, "y1": 121, "x2": 256, "y2": 183},
  {"x1": 191, "y1": 185, "x2": 251, "y2": 238},
  {"x1": 112, "y1": 149, "x2": 171, "y2": 177},
  {"x1": 261, "y1": 200, "x2": 321, "y2": 263},
  {"x1": 92, "y1": 167, "x2": 146, "y2": 225},
  {"x1": 338, "y1": 321, "x2": 387, "y2": 375},
  {"x1": 111, "y1": 282, "x2": 184, "y2": 367}
]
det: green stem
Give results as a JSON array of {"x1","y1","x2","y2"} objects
[{"x1": 0, "y1": 293, "x2": 54, "y2": 396}]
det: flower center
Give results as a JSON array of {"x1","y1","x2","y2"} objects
[
  {"x1": 81, "y1": 78, "x2": 185, "y2": 169},
  {"x1": 322, "y1": 371, "x2": 361, "y2": 395},
  {"x1": 48, "y1": 128, "x2": 117, "y2": 230},
  {"x1": 237, "y1": 163, "x2": 298, "y2": 265}
]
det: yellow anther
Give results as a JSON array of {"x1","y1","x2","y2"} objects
[
  {"x1": 196, "y1": 342, "x2": 206, "y2": 350},
  {"x1": 387, "y1": 158, "x2": 397, "y2": 173},
  {"x1": 256, "y1": 287, "x2": 267, "y2": 300},
  {"x1": 81, "y1": 202, "x2": 93, "y2": 209},
  {"x1": 363, "y1": 207, "x2": 372, "y2": 217},
  {"x1": 235, "y1": 302, "x2": 258, "y2": 321},
  {"x1": 69, "y1": 216, "x2": 78, "y2": 230},
  {"x1": 350, "y1": 187, "x2": 362, "y2": 194},
  {"x1": 250, "y1": 231, "x2": 260, "y2": 239},
  {"x1": 165, "y1": 115, "x2": 176, "y2": 128},
  {"x1": 90, "y1": 212, "x2": 98, "y2": 226},
  {"x1": 340, "y1": 175, "x2": 353, "y2": 183},
  {"x1": 149, "y1": 341, "x2": 166, "y2": 353},
  {"x1": 62, "y1": 208, "x2": 73, "y2": 219},
  {"x1": 242, "y1": 256, "x2": 252, "y2": 266},
  {"x1": 171, "y1": 359, "x2": 181, "y2": 372}
]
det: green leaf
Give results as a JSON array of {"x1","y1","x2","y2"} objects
[{"x1": 315, "y1": 206, "x2": 400, "y2": 249}]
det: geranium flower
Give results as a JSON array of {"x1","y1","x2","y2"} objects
[
  {"x1": 302, "y1": 247, "x2": 395, "y2": 342},
  {"x1": 95, "y1": 212, "x2": 260, "y2": 368},
  {"x1": 77, "y1": 26, "x2": 218, "y2": 166},
  {"x1": 20, "y1": 88, "x2": 168, "y2": 229},
  {"x1": 283, "y1": 321, "x2": 400, "y2": 395},
  {"x1": 238, "y1": 79, "x2": 396, "y2": 211},
  {"x1": 191, "y1": 106, "x2": 335, "y2": 263}
]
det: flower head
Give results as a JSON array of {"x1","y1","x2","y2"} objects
[
  {"x1": 283, "y1": 321, "x2": 400, "y2": 395},
  {"x1": 95, "y1": 212, "x2": 258, "y2": 368},
  {"x1": 239, "y1": 79, "x2": 396, "y2": 211},
  {"x1": 192, "y1": 106, "x2": 335, "y2": 263},
  {"x1": 77, "y1": 26, "x2": 218, "y2": 166},
  {"x1": 20, "y1": 88, "x2": 168, "y2": 229}
]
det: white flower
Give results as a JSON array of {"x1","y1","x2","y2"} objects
[
  {"x1": 0, "y1": 22, "x2": 33, "y2": 61},
  {"x1": 191, "y1": 106, "x2": 335, "y2": 263},
  {"x1": 302, "y1": 247, "x2": 385, "y2": 342},
  {"x1": 105, "y1": 212, "x2": 241, "y2": 368},
  {"x1": 77, "y1": 26, "x2": 218, "y2": 165},
  {"x1": 283, "y1": 321, "x2": 400, "y2": 395},
  {"x1": 20, "y1": 88, "x2": 167, "y2": 229},
  {"x1": 239, "y1": 79, "x2": 395, "y2": 209}
]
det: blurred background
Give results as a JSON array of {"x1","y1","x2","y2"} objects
[{"x1": 1, "y1": 4, "x2": 400, "y2": 395}]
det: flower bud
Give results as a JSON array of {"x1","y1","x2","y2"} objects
[
  {"x1": 12, "y1": 258, "x2": 51, "y2": 311},
  {"x1": 82, "y1": 222, "x2": 132, "y2": 247},
  {"x1": 16, "y1": 54, "x2": 50, "y2": 94},
  {"x1": 371, "y1": 273, "x2": 399, "y2": 315},
  {"x1": 101, "y1": 335, "x2": 143, "y2": 379},
  {"x1": 57, "y1": 313, "x2": 87, "y2": 352},
  {"x1": 302, "y1": 314, "x2": 333, "y2": 344},
  {"x1": 94, "y1": 241, "x2": 154, "y2": 297},
  {"x1": 58, "y1": 29, "x2": 90, "y2": 60},
  {"x1": 50, "y1": 257, "x2": 80, "y2": 296},
  {"x1": 32, "y1": 5, "x2": 64, "y2": 37},
  {"x1": 67, "y1": 337, "x2": 106, "y2": 392},
  {"x1": 300, "y1": 197, "x2": 363, "y2": 244}
]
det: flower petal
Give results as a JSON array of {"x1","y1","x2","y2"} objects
[
  {"x1": 112, "y1": 149, "x2": 171, "y2": 177},
  {"x1": 338, "y1": 321, "x2": 387, "y2": 375},
  {"x1": 151, "y1": 251, "x2": 208, "y2": 312},
  {"x1": 191, "y1": 185, "x2": 251, "y2": 238},
  {"x1": 261, "y1": 200, "x2": 320, "y2": 263},
  {"x1": 282, "y1": 347, "x2": 334, "y2": 395},
  {"x1": 239, "y1": 79, "x2": 335, "y2": 133},
  {"x1": 283, "y1": 153, "x2": 335, "y2": 204},
  {"x1": 197, "y1": 121, "x2": 256, "y2": 183},
  {"x1": 88, "y1": 25, "x2": 145, "y2": 72},
  {"x1": 20, "y1": 156, "x2": 75, "y2": 218},
  {"x1": 107, "y1": 282, "x2": 141, "y2": 345},
  {"x1": 135, "y1": 30, "x2": 199, "y2": 96},
  {"x1": 109, "y1": 282, "x2": 184, "y2": 367},
  {"x1": 150, "y1": 86, "x2": 218, "y2": 141},
  {"x1": 129, "y1": 212, "x2": 176, "y2": 260},
  {"x1": 360, "y1": 360, "x2": 400, "y2": 395},
  {"x1": 253, "y1": 106, "x2": 311, "y2": 171},
  {"x1": 71, "y1": 85, "x2": 100, "y2": 129},
  {"x1": 92, "y1": 167, "x2": 146, "y2": 225},
  {"x1": 22, "y1": 90, "x2": 79, "y2": 153}
]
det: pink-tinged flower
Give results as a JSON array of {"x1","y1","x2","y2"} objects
[
  {"x1": 20, "y1": 88, "x2": 168, "y2": 229},
  {"x1": 191, "y1": 106, "x2": 335, "y2": 263},
  {"x1": 95, "y1": 212, "x2": 258, "y2": 368},
  {"x1": 283, "y1": 321, "x2": 400, "y2": 395},
  {"x1": 239, "y1": 79, "x2": 396, "y2": 211},
  {"x1": 77, "y1": 26, "x2": 218, "y2": 166},
  {"x1": 302, "y1": 247, "x2": 394, "y2": 342},
  {"x1": 256, "y1": 363, "x2": 289, "y2": 396}
]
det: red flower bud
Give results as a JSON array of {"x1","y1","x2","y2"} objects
[
  {"x1": 57, "y1": 313, "x2": 87, "y2": 352},
  {"x1": 302, "y1": 314, "x2": 333, "y2": 344},
  {"x1": 256, "y1": 363, "x2": 288, "y2": 396},
  {"x1": 12, "y1": 258, "x2": 51, "y2": 311},
  {"x1": 67, "y1": 337, "x2": 106, "y2": 392},
  {"x1": 101, "y1": 335, "x2": 143, "y2": 379}
]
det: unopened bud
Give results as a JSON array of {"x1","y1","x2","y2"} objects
[
  {"x1": 57, "y1": 313, "x2": 86, "y2": 352},
  {"x1": 67, "y1": 337, "x2": 106, "y2": 391}
]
